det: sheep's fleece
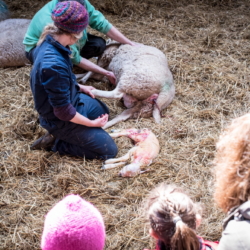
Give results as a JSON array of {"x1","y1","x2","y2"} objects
[
  {"x1": 0, "y1": 19, "x2": 30, "y2": 67},
  {"x1": 83, "y1": 44, "x2": 175, "y2": 129}
]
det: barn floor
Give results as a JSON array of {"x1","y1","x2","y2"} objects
[{"x1": 1, "y1": 0, "x2": 250, "y2": 249}]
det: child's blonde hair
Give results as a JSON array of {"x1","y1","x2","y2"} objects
[
  {"x1": 214, "y1": 114, "x2": 250, "y2": 213},
  {"x1": 144, "y1": 184, "x2": 202, "y2": 250}
]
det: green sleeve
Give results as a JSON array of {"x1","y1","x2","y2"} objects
[
  {"x1": 85, "y1": 0, "x2": 113, "y2": 34},
  {"x1": 23, "y1": 0, "x2": 112, "y2": 64},
  {"x1": 23, "y1": 0, "x2": 57, "y2": 52}
]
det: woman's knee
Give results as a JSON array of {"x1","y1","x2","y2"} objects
[{"x1": 103, "y1": 141, "x2": 118, "y2": 159}]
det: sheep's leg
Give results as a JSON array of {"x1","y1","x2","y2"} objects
[
  {"x1": 153, "y1": 83, "x2": 175, "y2": 123},
  {"x1": 102, "y1": 103, "x2": 141, "y2": 129},
  {"x1": 75, "y1": 73, "x2": 88, "y2": 79},
  {"x1": 76, "y1": 71, "x2": 106, "y2": 84},
  {"x1": 102, "y1": 109, "x2": 133, "y2": 129},
  {"x1": 91, "y1": 88, "x2": 123, "y2": 99},
  {"x1": 75, "y1": 72, "x2": 93, "y2": 83}
]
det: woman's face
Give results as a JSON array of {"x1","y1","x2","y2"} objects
[{"x1": 68, "y1": 31, "x2": 83, "y2": 45}]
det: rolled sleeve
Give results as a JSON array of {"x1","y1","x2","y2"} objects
[{"x1": 53, "y1": 103, "x2": 76, "y2": 121}]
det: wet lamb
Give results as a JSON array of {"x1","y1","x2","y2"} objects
[
  {"x1": 79, "y1": 43, "x2": 175, "y2": 129},
  {"x1": 102, "y1": 128, "x2": 160, "y2": 177},
  {"x1": 0, "y1": 19, "x2": 30, "y2": 67}
]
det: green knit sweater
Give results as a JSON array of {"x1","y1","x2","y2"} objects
[{"x1": 23, "y1": 0, "x2": 112, "y2": 65}]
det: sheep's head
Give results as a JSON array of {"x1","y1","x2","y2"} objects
[{"x1": 97, "y1": 41, "x2": 120, "y2": 69}]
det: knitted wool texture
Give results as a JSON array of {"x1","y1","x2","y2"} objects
[
  {"x1": 51, "y1": 1, "x2": 89, "y2": 33},
  {"x1": 58, "y1": 0, "x2": 86, "y2": 7},
  {"x1": 41, "y1": 194, "x2": 105, "y2": 250}
]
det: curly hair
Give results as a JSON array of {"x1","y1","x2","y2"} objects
[
  {"x1": 214, "y1": 114, "x2": 250, "y2": 213},
  {"x1": 144, "y1": 184, "x2": 202, "y2": 250}
]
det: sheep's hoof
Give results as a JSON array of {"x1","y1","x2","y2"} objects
[
  {"x1": 101, "y1": 163, "x2": 106, "y2": 170},
  {"x1": 110, "y1": 129, "x2": 120, "y2": 133}
]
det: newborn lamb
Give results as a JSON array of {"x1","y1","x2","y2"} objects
[{"x1": 102, "y1": 128, "x2": 160, "y2": 177}]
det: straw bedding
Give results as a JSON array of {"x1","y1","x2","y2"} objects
[{"x1": 1, "y1": 0, "x2": 250, "y2": 249}]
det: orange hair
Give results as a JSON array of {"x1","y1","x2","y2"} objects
[{"x1": 214, "y1": 114, "x2": 250, "y2": 213}]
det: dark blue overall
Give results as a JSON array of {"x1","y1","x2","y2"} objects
[{"x1": 30, "y1": 35, "x2": 117, "y2": 159}]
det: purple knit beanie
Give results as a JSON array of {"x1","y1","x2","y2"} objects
[
  {"x1": 51, "y1": 1, "x2": 89, "y2": 33},
  {"x1": 41, "y1": 194, "x2": 105, "y2": 250}
]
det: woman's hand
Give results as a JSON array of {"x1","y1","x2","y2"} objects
[
  {"x1": 105, "y1": 71, "x2": 116, "y2": 85},
  {"x1": 77, "y1": 59, "x2": 116, "y2": 85},
  {"x1": 78, "y1": 84, "x2": 95, "y2": 98},
  {"x1": 70, "y1": 113, "x2": 108, "y2": 127},
  {"x1": 91, "y1": 114, "x2": 109, "y2": 127}
]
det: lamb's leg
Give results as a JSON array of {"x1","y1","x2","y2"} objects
[
  {"x1": 153, "y1": 83, "x2": 175, "y2": 123},
  {"x1": 104, "y1": 151, "x2": 131, "y2": 165},
  {"x1": 101, "y1": 161, "x2": 126, "y2": 170},
  {"x1": 91, "y1": 88, "x2": 123, "y2": 99},
  {"x1": 102, "y1": 148, "x2": 137, "y2": 170},
  {"x1": 109, "y1": 130, "x2": 129, "y2": 138}
]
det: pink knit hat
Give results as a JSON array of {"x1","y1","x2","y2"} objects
[
  {"x1": 41, "y1": 194, "x2": 105, "y2": 250},
  {"x1": 51, "y1": 1, "x2": 89, "y2": 33}
]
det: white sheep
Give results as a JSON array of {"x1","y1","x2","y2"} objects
[
  {"x1": 0, "y1": 19, "x2": 30, "y2": 67},
  {"x1": 0, "y1": 0, "x2": 9, "y2": 22},
  {"x1": 78, "y1": 42, "x2": 175, "y2": 129}
]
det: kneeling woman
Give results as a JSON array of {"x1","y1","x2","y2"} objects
[{"x1": 30, "y1": 1, "x2": 118, "y2": 159}]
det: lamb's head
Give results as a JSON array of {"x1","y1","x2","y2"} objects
[{"x1": 118, "y1": 163, "x2": 141, "y2": 177}]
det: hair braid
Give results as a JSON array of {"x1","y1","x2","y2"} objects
[{"x1": 145, "y1": 184, "x2": 201, "y2": 250}]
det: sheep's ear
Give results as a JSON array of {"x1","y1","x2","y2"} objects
[{"x1": 106, "y1": 40, "x2": 121, "y2": 48}]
